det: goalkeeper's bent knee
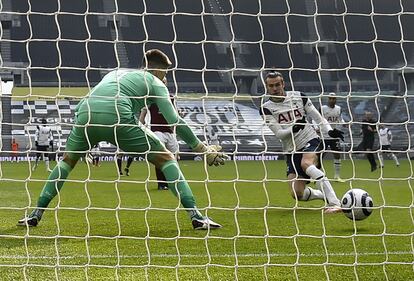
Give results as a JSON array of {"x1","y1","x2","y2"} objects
[{"x1": 149, "y1": 150, "x2": 175, "y2": 169}]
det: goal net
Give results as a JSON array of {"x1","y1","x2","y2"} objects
[{"x1": 1, "y1": 0, "x2": 414, "y2": 280}]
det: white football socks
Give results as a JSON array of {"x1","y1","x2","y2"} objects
[
  {"x1": 300, "y1": 186, "x2": 324, "y2": 201},
  {"x1": 378, "y1": 154, "x2": 384, "y2": 167},
  {"x1": 391, "y1": 153, "x2": 400, "y2": 166},
  {"x1": 305, "y1": 165, "x2": 340, "y2": 206},
  {"x1": 333, "y1": 159, "x2": 341, "y2": 178}
]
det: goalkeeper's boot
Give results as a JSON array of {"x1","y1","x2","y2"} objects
[
  {"x1": 124, "y1": 168, "x2": 130, "y2": 176},
  {"x1": 192, "y1": 217, "x2": 222, "y2": 230},
  {"x1": 323, "y1": 205, "x2": 343, "y2": 214},
  {"x1": 17, "y1": 209, "x2": 43, "y2": 227}
]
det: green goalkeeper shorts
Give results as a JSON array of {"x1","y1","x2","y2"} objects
[{"x1": 65, "y1": 112, "x2": 165, "y2": 161}]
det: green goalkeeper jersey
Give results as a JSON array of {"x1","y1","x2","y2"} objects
[{"x1": 74, "y1": 69, "x2": 200, "y2": 149}]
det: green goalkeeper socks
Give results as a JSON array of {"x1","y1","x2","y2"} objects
[
  {"x1": 160, "y1": 160, "x2": 203, "y2": 220},
  {"x1": 36, "y1": 161, "x2": 73, "y2": 209},
  {"x1": 32, "y1": 159, "x2": 202, "y2": 221}
]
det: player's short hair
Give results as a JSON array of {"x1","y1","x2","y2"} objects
[
  {"x1": 328, "y1": 92, "x2": 336, "y2": 97},
  {"x1": 143, "y1": 49, "x2": 172, "y2": 69},
  {"x1": 265, "y1": 71, "x2": 284, "y2": 84},
  {"x1": 41, "y1": 118, "x2": 47, "y2": 124}
]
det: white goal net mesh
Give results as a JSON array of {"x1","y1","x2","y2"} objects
[{"x1": 1, "y1": 0, "x2": 414, "y2": 280}]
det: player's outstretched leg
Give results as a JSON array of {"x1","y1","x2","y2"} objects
[
  {"x1": 17, "y1": 158, "x2": 75, "y2": 227},
  {"x1": 117, "y1": 156, "x2": 123, "y2": 175},
  {"x1": 366, "y1": 151, "x2": 377, "y2": 172},
  {"x1": 305, "y1": 165, "x2": 342, "y2": 214},
  {"x1": 32, "y1": 153, "x2": 41, "y2": 171},
  {"x1": 333, "y1": 158, "x2": 342, "y2": 181},
  {"x1": 378, "y1": 153, "x2": 384, "y2": 168},
  {"x1": 391, "y1": 153, "x2": 400, "y2": 167},
  {"x1": 288, "y1": 174, "x2": 324, "y2": 202},
  {"x1": 45, "y1": 154, "x2": 52, "y2": 172},
  {"x1": 124, "y1": 156, "x2": 134, "y2": 176},
  {"x1": 156, "y1": 167, "x2": 168, "y2": 190},
  {"x1": 158, "y1": 159, "x2": 222, "y2": 230}
]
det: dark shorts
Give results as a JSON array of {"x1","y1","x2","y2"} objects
[
  {"x1": 36, "y1": 145, "x2": 49, "y2": 152},
  {"x1": 381, "y1": 145, "x2": 391, "y2": 151},
  {"x1": 286, "y1": 138, "x2": 322, "y2": 179},
  {"x1": 323, "y1": 139, "x2": 341, "y2": 151}
]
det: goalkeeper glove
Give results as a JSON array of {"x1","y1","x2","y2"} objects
[
  {"x1": 292, "y1": 116, "x2": 306, "y2": 133},
  {"x1": 328, "y1": 128, "x2": 344, "y2": 141},
  {"x1": 194, "y1": 143, "x2": 228, "y2": 166}
]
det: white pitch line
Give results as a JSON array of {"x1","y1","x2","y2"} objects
[{"x1": 0, "y1": 251, "x2": 412, "y2": 260}]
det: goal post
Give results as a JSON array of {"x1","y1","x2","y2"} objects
[{"x1": 1, "y1": 0, "x2": 414, "y2": 280}]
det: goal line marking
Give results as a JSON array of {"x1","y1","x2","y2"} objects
[{"x1": 0, "y1": 251, "x2": 412, "y2": 260}]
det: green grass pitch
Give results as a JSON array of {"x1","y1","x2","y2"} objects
[
  {"x1": 0, "y1": 159, "x2": 413, "y2": 280},
  {"x1": 12, "y1": 87, "x2": 89, "y2": 100}
]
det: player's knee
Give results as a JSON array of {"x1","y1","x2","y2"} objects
[
  {"x1": 150, "y1": 150, "x2": 175, "y2": 169},
  {"x1": 288, "y1": 175, "x2": 305, "y2": 199},
  {"x1": 301, "y1": 157, "x2": 315, "y2": 170},
  {"x1": 62, "y1": 153, "x2": 78, "y2": 169},
  {"x1": 290, "y1": 186, "x2": 304, "y2": 200}
]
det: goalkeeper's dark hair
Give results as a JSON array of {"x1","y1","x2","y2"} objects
[
  {"x1": 143, "y1": 49, "x2": 172, "y2": 69},
  {"x1": 265, "y1": 71, "x2": 284, "y2": 83}
]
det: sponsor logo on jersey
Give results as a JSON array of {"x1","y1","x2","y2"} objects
[{"x1": 278, "y1": 109, "x2": 303, "y2": 123}]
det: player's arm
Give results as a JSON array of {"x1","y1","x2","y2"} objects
[
  {"x1": 312, "y1": 107, "x2": 322, "y2": 133},
  {"x1": 367, "y1": 125, "x2": 375, "y2": 132},
  {"x1": 303, "y1": 97, "x2": 332, "y2": 134},
  {"x1": 154, "y1": 88, "x2": 226, "y2": 165},
  {"x1": 339, "y1": 107, "x2": 347, "y2": 128},
  {"x1": 388, "y1": 129, "x2": 393, "y2": 143},
  {"x1": 311, "y1": 119, "x2": 320, "y2": 134},
  {"x1": 304, "y1": 97, "x2": 344, "y2": 140},
  {"x1": 155, "y1": 95, "x2": 199, "y2": 148},
  {"x1": 339, "y1": 107, "x2": 345, "y2": 124},
  {"x1": 261, "y1": 107, "x2": 293, "y2": 139},
  {"x1": 139, "y1": 108, "x2": 148, "y2": 125}
]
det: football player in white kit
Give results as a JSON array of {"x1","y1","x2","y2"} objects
[
  {"x1": 319, "y1": 93, "x2": 345, "y2": 181},
  {"x1": 33, "y1": 118, "x2": 53, "y2": 172},
  {"x1": 206, "y1": 126, "x2": 220, "y2": 146},
  {"x1": 261, "y1": 72, "x2": 344, "y2": 214},
  {"x1": 378, "y1": 124, "x2": 400, "y2": 168}
]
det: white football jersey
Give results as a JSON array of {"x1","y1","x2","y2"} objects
[
  {"x1": 261, "y1": 91, "x2": 330, "y2": 152},
  {"x1": 379, "y1": 128, "x2": 392, "y2": 146},
  {"x1": 35, "y1": 126, "x2": 52, "y2": 146},
  {"x1": 320, "y1": 105, "x2": 344, "y2": 139},
  {"x1": 90, "y1": 145, "x2": 101, "y2": 156},
  {"x1": 206, "y1": 127, "x2": 219, "y2": 145}
]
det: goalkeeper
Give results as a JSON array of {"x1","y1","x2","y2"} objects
[{"x1": 18, "y1": 49, "x2": 226, "y2": 230}]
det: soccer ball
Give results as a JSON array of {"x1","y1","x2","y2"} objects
[{"x1": 341, "y1": 188, "x2": 373, "y2": 220}]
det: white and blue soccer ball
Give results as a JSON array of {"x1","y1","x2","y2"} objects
[{"x1": 341, "y1": 188, "x2": 373, "y2": 221}]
